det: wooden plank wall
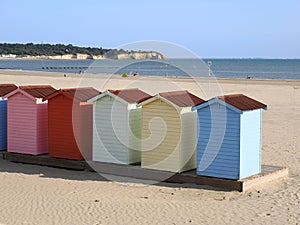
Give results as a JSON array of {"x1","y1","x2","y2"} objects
[
  {"x1": 196, "y1": 103, "x2": 241, "y2": 179},
  {"x1": 0, "y1": 100, "x2": 7, "y2": 150},
  {"x1": 141, "y1": 99, "x2": 181, "y2": 172},
  {"x1": 48, "y1": 95, "x2": 81, "y2": 159},
  {"x1": 93, "y1": 96, "x2": 134, "y2": 164},
  {"x1": 7, "y1": 93, "x2": 40, "y2": 154}
]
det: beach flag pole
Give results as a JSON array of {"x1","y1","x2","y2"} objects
[{"x1": 208, "y1": 61, "x2": 212, "y2": 93}]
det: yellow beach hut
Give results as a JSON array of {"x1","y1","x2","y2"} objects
[{"x1": 138, "y1": 90, "x2": 205, "y2": 173}]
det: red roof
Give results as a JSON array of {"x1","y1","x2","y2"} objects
[
  {"x1": 63, "y1": 87, "x2": 100, "y2": 102},
  {"x1": 19, "y1": 85, "x2": 57, "y2": 98},
  {"x1": 51, "y1": 87, "x2": 100, "y2": 102},
  {"x1": 109, "y1": 88, "x2": 152, "y2": 103},
  {"x1": 218, "y1": 94, "x2": 267, "y2": 111},
  {"x1": 0, "y1": 84, "x2": 17, "y2": 97},
  {"x1": 159, "y1": 90, "x2": 205, "y2": 107}
]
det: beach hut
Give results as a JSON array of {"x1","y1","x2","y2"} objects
[
  {"x1": 88, "y1": 88, "x2": 151, "y2": 164},
  {"x1": 138, "y1": 90, "x2": 205, "y2": 173},
  {"x1": 4, "y1": 85, "x2": 56, "y2": 155},
  {"x1": 192, "y1": 94, "x2": 268, "y2": 179},
  {"x1": 43, "y1": 87, "x2": 100, "y2": 160},
  {"x1": 0, "y1": 84, "x2": 18, "y2": 150}
]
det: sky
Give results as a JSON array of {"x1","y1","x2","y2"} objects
[{"x1": 1, "y1": 0, "x2": 300, "y2": 58}]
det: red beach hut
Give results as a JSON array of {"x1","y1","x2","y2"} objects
[
  {"x1": 4, "y1": 85, "x2": 56, "y2": 155},
  {"x1": 43, "y1": 87, "x2": 100, "y2": 160}
]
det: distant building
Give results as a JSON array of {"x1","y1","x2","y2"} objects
[
  {"x1": 0, "y1": 54, "x2": 17, "y2": 58},
  {"x1": 48, "y1": 54, "x2": 75, "y2": 60}
]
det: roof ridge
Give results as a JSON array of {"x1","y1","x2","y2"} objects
[
  {"x1": 60, "y1": 87, "x2": 95, "y2": 91},
  {"x1": 219, "y1": 93, "x2": 244, "y2": 98},
  {"x1": 0, "y1": 84, "x2": 17, "y2": 86},
  {"x1": 159, "y1": 90, "x2": 188, "y2": 95},
  {"x1": 109, "y1": 88, "x2": 139, "y2": 92},
  {"x1": 19, "y1": 85, "x2": 53, "y2": 89}
]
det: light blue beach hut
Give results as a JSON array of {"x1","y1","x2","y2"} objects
[
  {"x1": 192, "y1": 94, "x2": 267, "y2": 179},
  {"x1": 0, "y1": 84, "x2": 18, "y2": 150}
]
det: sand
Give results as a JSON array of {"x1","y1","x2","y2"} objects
[{"x1": 0, "y1": 70, "x2": 299, "y2": 224}]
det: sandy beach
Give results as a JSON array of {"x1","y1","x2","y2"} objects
[{"x1": 0, "y1": 70, "x2": 299, "y2": 224}]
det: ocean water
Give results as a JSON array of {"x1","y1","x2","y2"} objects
[{"x1": 0, "y1": 58, "x2": 299, "y2": 80}]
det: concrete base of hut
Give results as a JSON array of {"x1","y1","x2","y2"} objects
[{"x1": 3, "y1": 152, "x2": 288, "y2": 192}]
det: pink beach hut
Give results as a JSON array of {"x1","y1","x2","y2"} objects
[
  {"x1": 0, "y1": 84, "x2": 18, "y2": 150},
  {"x1": 4, "y1": 85, "x2": 56, "y2": 155}
]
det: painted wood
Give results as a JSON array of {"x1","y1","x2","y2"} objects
[
  {"x1": 0, "y1": 99, "x2": 7, "y2": 150},
  {"x1": 47, "y1": 94, "x2": 93, "y2": 160},
  {"x1": 194, "y1": 100, "x2": 263, "y2": 180},
  {"x1": 78, "y1": 103, "x2": 93, "y2": 160},
  {"x1": 240, "y1": 109, "x2": 262, "y2": 178},
  {"x1": 141, "y1": 98, "x2": 197, "y2": 173},
  {"x1": 36, "y1": 102, "x2": 48, "y2": 153},
  {"x1": 180, "y1": 111, "x2": 197, "y2": 172},
  {"x1": 128, "y1": 108, "x2": 142, "y2": 162},
  {"x1": 92, "y1": 95, "x2": 141, "y2": 164},
  {"x1": 7, "y1": 93, "x2": 48, "y2": 155}
]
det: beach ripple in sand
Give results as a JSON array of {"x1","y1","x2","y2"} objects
[{"x1": 0, "y1": 158, "x2": 299, "y2": 224}]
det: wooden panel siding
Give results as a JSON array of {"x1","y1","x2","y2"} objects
[
  {"x1": 7, "y1": 93, "x2": 39, "y2": 154},
  {"x1": 128, "y1": 108, "x2": 142, "y2": 163},
  {"x1": 47, "y1": 94, "x2": 93, "y2": 160},
  {"x1": 79, "y1": 103, "x2": 93, "y2": 159},
  {"x1": 93, "y1": 96, "x2": 132, "y2": 164},
  {"x1": 180, "y1": 111, "x2": 197, "y2": 172},
  {"x1": 196, "y1": 103, "x2": 241, "y2": 179},
  {"x1": 194, "y1": 95, "x2": 267, "y2": 179},
  {"x1": 141, "y1": 99, "x2": 182, "y2": 172},
  {"x1": 48, "y1": 95, "x2": 79, "y2": 159},
  {"x1": 240, "y1": 109, "x2": 262, "y2": 178},
  {"x1": 5, "y1": 86, "x2": 56, "y2": 155},
  {"x1": 36, "y1": 102, "x2": 48, "y2": 153},
  {"x1": 0, "y1": 100, "x2": 7, "y2": 150}
]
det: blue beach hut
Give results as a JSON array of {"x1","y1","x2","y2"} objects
[
  {"x1": 0, "y1": 84, "x2": 18, "y2": 150},
  {"x1": 192, "y1": 94, "x2": 267, "y2": 180}
]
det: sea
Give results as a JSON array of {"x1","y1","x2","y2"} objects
[{"x1": 0, "y1": 58, "x2": 299, "y2": 80}]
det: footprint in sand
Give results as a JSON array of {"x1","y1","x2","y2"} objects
[{"x1": 257, "y1": 213, "x2": 271, "y2": 217}]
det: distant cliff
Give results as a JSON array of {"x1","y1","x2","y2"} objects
[
  {"x1": 0, "y1": 43, "x2": 166, "y2": 60},
  {"x1": 103, "y1": 51, "x2": 165, "y2": 60}
]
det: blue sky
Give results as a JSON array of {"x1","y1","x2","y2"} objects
[{"x1": 1, "y1": 0, "x2": 300, "y2": 58}]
